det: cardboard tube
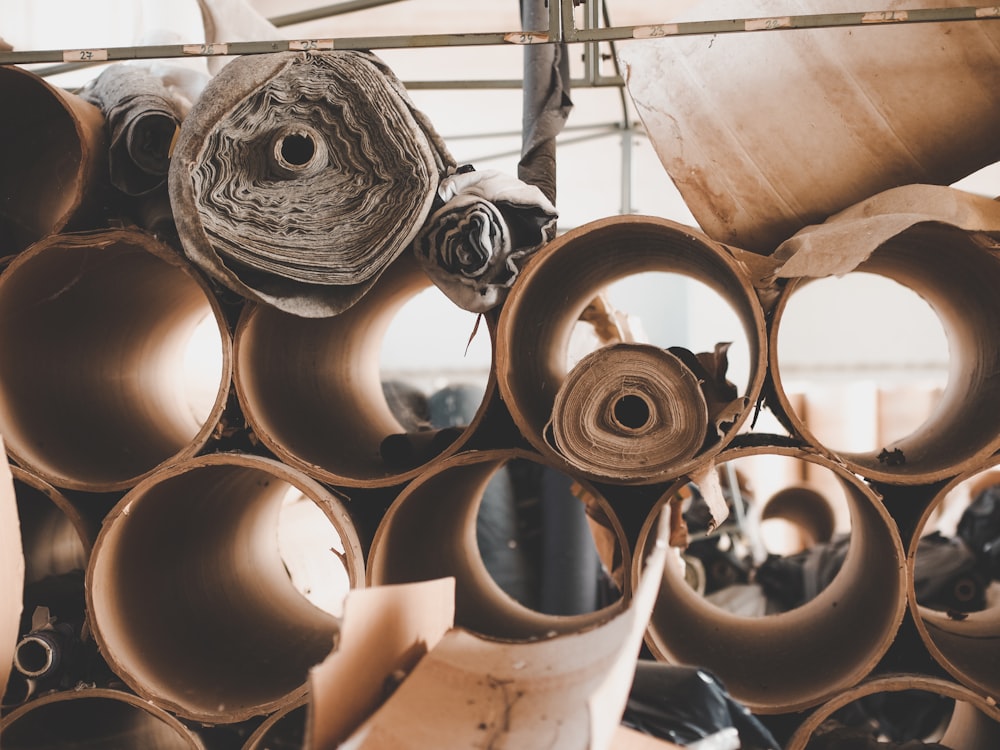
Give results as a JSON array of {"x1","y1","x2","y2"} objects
[
  {"x1": 770, "y1": 224, "x2": 1000, "y2": 484},
  {"x1": 759, "y1": 484, "x2": 836, "y2": 548},
  {"x1": 12, "y1": 467, "x2": 90, "y2": 586},
  {"x1": 634, "y1": 445, "x2": 906, "y2": 713},
  {"x1": 910, "y1": 459, "x2": 1000, "y2": 700},
  {"x1": 547, "y1": 343, "x2": 710, "y2": 483},
  {"x1": 496, "y1": 215, "x2": 767, "y2": 484},
  {"x1": 86, "y1": 453, "x2": 365, "y2": 723},
  {"x1": 0, "y1": 66, "x2": 106, "y2": 257},
  {"x1": 367, "y1": 448, "x2": 630, "y2": 640},
  {"x1": 242, "y1": 698, "x2": 306, "y2": 750},
  {"x1": 0, "y1": 688, "x2": 205, "y2": 749},
  {"x1": 785, "y1": 674, "x2": 1000, "y2": 750},
  {"x1": 235, "y1": 252, "x2": 492, "y2": 488},
  {"x1": 0, "y1": 229, "x2": 232, "y2": 492}
]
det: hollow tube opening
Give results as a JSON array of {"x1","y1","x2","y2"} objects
[
  {"x1": 0, "y1": 231, "x2": 231, "y2": 491},
  {"x1": 0, "y1": 689, "x2": 204, "y2": 749},
  {"x1": 235, "y1": 253, "x2": 492, "y2": 487},
  {"x1": 87, "y1": 455, "x2": 363, "y2": 722},
  {"x1": 635, "y1": 447, "x2": 906, "y2": 713},
  {"x1": 770, "y1": 225, "x2": 1000, "y2": 483},
  {"x1": 367, "y1": 450, "x2": 629, "y2": 640},
  {"x1": 497, "y1": 215, "x2": 766, "y2": 484}
]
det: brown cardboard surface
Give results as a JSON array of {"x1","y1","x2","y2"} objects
[
  {"x1": 620, "y1": 0, "x2": 1000, "y2": 254},
  {"x1": 1, "y1": 435, "x2": 25, "y2": 696},
  {"x1": 335, "y1": 521, "x2": 669, "y2": 750},
  {"x1": 308, "y1": 578, "x2": 456, "y2": 749}
]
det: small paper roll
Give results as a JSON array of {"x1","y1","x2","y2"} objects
[{"x1": 547, "y1": 343, "x2": 709, "y2": 483}]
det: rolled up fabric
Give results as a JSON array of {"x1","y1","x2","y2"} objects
[
  {"x1": 413, "y1": 167, "x2": 558, "y2": 313},
  {"x1": 546, "y1": 343, "x2": 709, "y2": 483},
  {"x1": 80, "y1": 64, "x2": 183, "y2": 197},
  {"x1": 170, "y1": 50, "x2": 452, "y2": 317}
]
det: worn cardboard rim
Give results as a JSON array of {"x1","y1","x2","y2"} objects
[
  {"x1": 367, "y1": 447, "x2": 632, "y2": 641},
  {"x1": 0, "y1": 229, "x2": 233, "y2": 492},
  {"x1": 495, "y1": 214, "x2": 767, "y2": 486},
  {"x1": 234, "y1": 251, "x2": 494, "y2": 488},
  {"x1": 633, "y1": 443, "x2": 907, "y2": 714},
  {"x1": 86, "y1": 453, "x2": 364, "y2": 723}
]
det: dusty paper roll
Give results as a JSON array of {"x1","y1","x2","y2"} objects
[
  {"x1": 0, "y1": 66, "x2": 106, "y2": 257},
  {"x1": 235, "y1": 251, "x2": 492, "y2": 488},
  {"x1": 635, "y1": 444, "x2": 906, "y2": 714},
  {"x1": 86, "y1": 453, "x2": 365, "y2": 723},
  {"x1": 768, "y1": 187, "x2": 1000, "y2": 484},
  {"x1": 496, "y1": 215, "x2": 767, "y2": 483},
  {"x1": 80, "y1": 64, "x2": 182, "y2": 196},
  {"x1": 367, "y1": 448, "x2": 630, "y2": 641},
  {"x1": 0, "y1": 228, "x2": 232, "y2": 492},
  {"x1": 547, "y1": 343, "x2": 709, "y2": 483},
  {"x1": 619, "y1": 0, "x2": 1000, "y2": 253},
  {"x1": 909, "y1": 458, "x2": 1000, "y2": 702},
  {"x1": 0, "y1": 688, "x2": 205, "y2": 749},
  {"x1": 784, "y1": 674, "x2": 1000, "y2": 750},
  {"x1": 170, "y1": 50, "x2": 452, "y2": 317}
]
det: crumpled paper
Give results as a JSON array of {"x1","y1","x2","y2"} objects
[{"x1": 413, "y1": 167, "x2": 558, "y2": 313}]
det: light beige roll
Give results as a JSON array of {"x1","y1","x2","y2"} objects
[{"x1": 547, "y1": 343, "x2": 709, "y2": 483}]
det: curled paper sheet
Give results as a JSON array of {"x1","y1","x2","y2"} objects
[
  {"x1": 170, "y1": 50, "x2": 453, "y2": 317},
  {"x1": 336, "y1": 518, "x2": 669, "y2": 750},
  {"x1": 770, "y1": 184, "x2": 1000, "y2": 280},
  {"x1": 619, "y1": 0, "x2": 1000, "y2": 253},
  {"x1": 308, "y1": 578, "x2": 456, "y2": 749},
  {"x1": 546, "y1": 343, "x2": 709, "y2": 483},
  {"x1": 81, "y1": 64, "x2": 183, "y2": 196},
  {"x1": 413, "y1": 168, "x2": 558, "y2": 313},
  {"x1": 1, "y1": 436, "x2": 24, "y2": 699}
]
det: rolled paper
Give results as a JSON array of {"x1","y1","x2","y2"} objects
[
  {"x1": 620, "y1": 0, "x2": 1000, "y2": 253},
  {"x1": 413, "y1": 167, "x2": 558, "y2": 313},
  {"x1": 546, "y1": 343, "x2": 709, "y2": 483},
  {"x1": 170, "y1": 50, "x2": 453, "y2": 317},
  {"x1": 80, "y1": 64, "x2": 182, "y2": 196},
  {"x1": 0, "y1": 66, "x2": 106, "y2": 257}
]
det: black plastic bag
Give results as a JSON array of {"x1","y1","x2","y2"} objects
[{"x1": 621, "y1": 661, "x2": 780, "y2": 749}]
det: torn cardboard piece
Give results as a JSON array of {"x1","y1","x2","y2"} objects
[
  {"x1": 769, "y1": 184, "x2": 1000, "y2": 280},
  {"x1": 308, "y1": 578, "x2": 456, "y2": 750},
  {"x1": 331, "y1": 520, "x2": 669, "y2": 750},
  {"x1": 1, "y1": 435, "x2": 25, "y2": 697},
  {"x1": 619, "y1": 0, "x2": 1000, "y2": 254}
]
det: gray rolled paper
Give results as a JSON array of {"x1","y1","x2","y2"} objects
[
  {"x1": 413, "y1": 168, "x2": 558, "y2": 313},
  {"x1": 170, "y1": 50, "x2": 452, "y2": 317},
  {"x1": 81, "y1": 64, "x2": 183, "y2": 197}
]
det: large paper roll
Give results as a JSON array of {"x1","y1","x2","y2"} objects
[
  {"x1": 547, "y1": 343, "x2": 709, "y2": 483},
  {"x1": 170, "y1": 50, "x2": 452, "y2": 317}
]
